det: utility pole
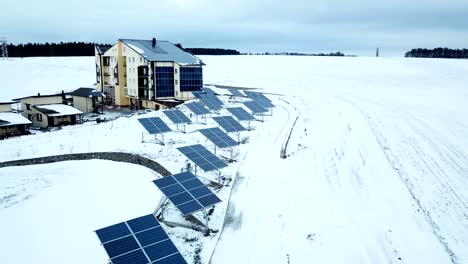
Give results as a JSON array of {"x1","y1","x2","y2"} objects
[{"x1": 0, "y1": 37, "x2": 8, "y2": 59}]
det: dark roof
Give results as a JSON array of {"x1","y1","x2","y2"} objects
[
  {"x1": 120, "y1": 39, "x2": 204, "y2": 65},
  {"x1": 96, "y1": 45, "x2": 112, "y2": 55},
  {"x1": 0, "y1": 102, "x2": 13, "y2": 105},
  {"x1": 72, "y1": 87, "x2": 104, "y2": 97},
  {"x1": 13, "y1": 92, "x2": 67, "y2": 101}
]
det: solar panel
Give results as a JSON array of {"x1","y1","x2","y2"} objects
[
  {"x1": 227, "y1": 107, "x2": 255, "y2": 121},
  {"x1": 243, "y1": 101, "x2": 269, "y2": 113},
  {"x1": 153, "y1": 171, "x2": 222, "y2": 215},
  {"x1": 192, "y1": 91, "x2": 205, "y2": 99},
  {"x1": 138, "y1": 117, "x2": 172, "y2": 134},
  {"x1": 200, "y1": 96, "x2": 222, "y2": 110},
  {"x1": 244, "y1": 91, "x2": 272, "y2": 102},
  {"x1": 228, "y1": 89, "x2": 245, "y2": 97},
  {"x1": 163, "y1": 110, "x2": 192, "y2": 124},
  {"x1": 202, "y1": 87, "x2": 216, "y2": 95},
  {"x1": 199, "y1": 127, "x2": 239, "y2": 148},
  {"x1": 177, "y1": 144, "x2": 227, "y2": 171},
  {"x1": 185, "y1": 102, "x2": 210, "y2": 115},
  {"x1": 95, "y1": 214, "x2": 187, "y2": 264},
  {"x1": 212, "y1": 116, "x2": 246, "y2": 133}
]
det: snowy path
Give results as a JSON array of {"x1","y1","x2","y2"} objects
[{"x1": 211, "y1": 89, "x2": 456, "y2": 263}]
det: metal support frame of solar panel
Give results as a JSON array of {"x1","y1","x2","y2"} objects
[
  {"x1": 199, "y1": 96, "x2": 223, "y2": 110},
  {"x1": 95, "y1": 214, "x2": 187, "y2": 264},
  {"x1": 177, "y1": 144, "x2": 227, "y2": 172},
  {"x1": 153, "y1": 171, "x2": 222, "y2": 216},
  {"x1": 212, "y1": 116, "x2": 246, "y2": 133},
  {"x1": 163, "y1": 109, "x2": 192, "y2": 133},
  {"x1": 138, "y1": 117, "x2": 172, "y2": 144}
]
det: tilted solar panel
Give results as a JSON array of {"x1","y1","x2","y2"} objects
[
  {"x1": 244, "y1": 91, "x2": 272, "y2": 102},
  {"x1": 199, "y1": 127, "x2": 239, "y2": 148},
  {"x1": 243, "y1": 101, "x2": 269, "y2": 113},
  {"x1": 202, "y1": 87, "x2": 216, "y2": 95},
  {"x1": 191, "y1": 91, "x2": 205, "y2": 99},
  {"x1": 177, "y1": 144, "x2": 227, "y2": 171},
  {"x1": 185, "y1": 102, "x2": 210, "y2": 115},
  {"x1": 212, "y1": 116, "x2": 246, "y2": 133},
  {"x1": 153, "y1": 171, "x2": 222, "y2": 215},
  {"x1": 227, "y1": 107, "x2": 255, "y2": 121},
  {"x1": 95, "y1": 214, "x2": 187, "y2": 264},
  {"x1": 138, "y1": 117, "x2": 172, "y2": 134},
  {"x1": 200, "y1": 96, "x2": 222, "y2": 110},
  {"x1": 163, "y1": 110, "x2": 192, "y2": 124},
  {"x1": 228, "y1": 89, "x2": 245, "y2": 97}
]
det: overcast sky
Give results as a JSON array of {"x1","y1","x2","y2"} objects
[{"x1": 2, "y1": 0, "x2": 468, "y2": 56}]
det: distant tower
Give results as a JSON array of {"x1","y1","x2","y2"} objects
[
  {"x1": 0, "y1": 37, "x2": 8, "y2": 59},
  {"x1": 376, "y1": 48, "x2": 379, "y2": 57}
]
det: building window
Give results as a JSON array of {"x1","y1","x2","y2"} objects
[
  {"x1": 175, "y1": 68, "x2": 178, "y2": 74},
  {"x1": 155, "y1": 66, "x2": 175, "y2": 97},
  {"x1": 180, "y1": 67, "x2": 203, "y2": 92},
  {"x1": 25, "y1": 104, "x2": 31, "y2": 110},
  {"x1": 28, "y1": 114, "x2": 32, "y2": 121},
  {"x1": 175, "y1": 80, "x2": 178, "y2": 85},
  {"x1": 37, "y1": 113, "x2": 42, "y2": 122},
  {"x1": 140, "y1": 57, "x2": 142, "y2": 63}
]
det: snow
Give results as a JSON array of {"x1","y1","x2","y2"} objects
[
  {"x1": 38, "y1": 104, "x2": 83, "y2": 116},
  {"x1": 0, "y1": 112, "x2": 32, "y2": 126},
  {"x1": 0, "y1": 55, "x2": 468, "y2": 264},
  {"x1": 127, "y1": 43, "x2": 145, "y2": 54}
]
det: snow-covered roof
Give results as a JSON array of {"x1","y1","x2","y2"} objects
[
  {"x1": 0, "y1": 112, "x2": 32, "y2": 127},
  {"x1": 120, "y1": 39, "x2": 204, "y2": 65},
  {"x1": 34, "y1": 104, "x2": 83, "y2": 117}
]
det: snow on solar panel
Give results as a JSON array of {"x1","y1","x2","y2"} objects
[
  {"x1": 95, "y1": 214, "x2": 187, "y2": 264},
  {"x1": 228, "y1": 89, "x2": 245, "y2": 97},
  {"x1": 185, "y1": 102, "x2": 210, "y2": 115},
  {"x1": 163, "y1": 110, "x2": 192, "y2": 124},
  {"x1": 200, "y1": 96, "x2": 222, "y2": 110},
  {"x1": 138, "y1": 117, "x2": 172, "y2": 134},
  {"x1": 243, "y1": 101, "x2": 269, "y2": 113},
  {"x1": 177, "y1": 144, "x2": 227, "y2": 171},
  {"x1": 227, "y1": 107, "x2": 255, "y2": 121},
  {"x1": 199, "y1": 127, "x2": 239, "y2": 148},
  {"x1": 153, "y1": 171, "x2": 222, "y2": 215},
  {"x1": 212, "y1": 116, "x2": 246, "y2": 133}
]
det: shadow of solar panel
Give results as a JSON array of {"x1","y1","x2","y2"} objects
[
  {"x1": 111, "y1": 249, "x2": 148, "y2": 264},
  {"x1": 177, "y1": 144, "x2": 227, "y2": 171},
  {"x1": 227, "y1": 107, "x2": 255, "y2": 121},
  {"x1": 228, "y1": 89, "x2": 245, "y2": 97},
  {"x1": 212, "y1": 116, "x2": 246, "y2": 133},
  {"x1": 243, "y1": 101, "x2": 268, "y2": 113},
  {"x1": 186, "y1": 102, "x2": 210, "y2": 115},
  {"x1": 164, "y1": 110, "x2": 192, "y2": 124},
  {"x1": 96, "y1": 222, "x2": 131, "y2": 243},
  {"x1": 199, "y1": 127, "x2": 239, "y2": 148}
]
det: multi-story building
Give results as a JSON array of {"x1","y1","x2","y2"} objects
[{"x1": 95, "y1": 38, "x2": 204, "y2": 109}]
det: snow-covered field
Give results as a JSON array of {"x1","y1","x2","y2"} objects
[{"x1": 1, "y1": 56, "x2": 468, "y2": 264}]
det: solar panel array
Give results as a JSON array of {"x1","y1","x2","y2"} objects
[
  {"x1": 227, "y1": 107, "x2": 255, "y2": 121},
  {"x1": 243, "y1": 101, "x2": 269, "y2": 113},
  {"x1": 244, "y1": 92, "x2": 274, "y2": 108},
  {"x1": 138, "y1": 117, "x2": 172, "y2": 134},
  {"x1": 185, "y1": 102, "x2": 210, "y2": 115},
  {"x1": 153, "y1": 171, "x2": 222, "y2": 215},
  {"x1": 191, "y1": 91, "x2": 205, "y2": 99},
  {"x1": 202, "y1": 87, "x2": 216, "y2": 95},
  {"x1": 163, "y1": 110, "x2": 192, "y2": 124},
  {"x1": 228, "y1": 89, "x2": 245, "y2": 97},
  {"x1": 244, "y1": 91, "x2": 272, "y2": 102},
  {"x1": 199, "y1": 127, "x2": 239, "y2": 148},
  {"x1": 95, "y1": 214, "x2": 187, "y2": 264},
  {"x1": 212, "y1": 116, "x2": 246, "y2": 133},
  {"x1": 200, "y1": 96, "x2": 223, "y2": 110},
  {"x1": 177, "y1": 144, "x2": 227, "y2": 171}
]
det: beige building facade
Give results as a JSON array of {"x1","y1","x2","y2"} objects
[{"x1": 95, "y1": 38, "x2": 205, "y2": 109}]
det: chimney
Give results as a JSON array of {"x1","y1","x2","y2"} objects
[
  {"x1": 152, "y1": 38, "x2": 156, "y2": 48},
  {"x1": 37, "y1": 93, "x2": 40, "y2": 97}
]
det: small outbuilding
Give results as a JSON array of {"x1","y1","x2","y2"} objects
[
  {"x1": 0, "y1": 102, "x2": 12, "y2": 113},
  {"x1": 0, "y1": 112, "x2": 32, "y2": 139},
  {"x1": 32, "y1": 104, "x2": 83, "y2": 128},
  {"x1": 72, "y1": 87, "x2": 105, "y2": 113}
]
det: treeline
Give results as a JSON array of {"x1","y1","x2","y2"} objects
[
  {"x1": 405, "y1": 48, "x2": 468, "y2": 59},
  {"x1": 7, "y1": 42, "x2": 111, "y2": 57},
  {"x1": 248, "y1": 51, "x2": 347, "y2": 56},
  {"x1": 185, "y1": 48, "x2": 240, "y2": 55}
]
